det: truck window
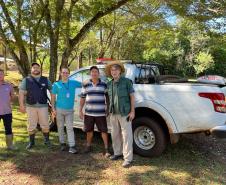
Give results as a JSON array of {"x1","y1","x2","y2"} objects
[
  {"x1": 134, "y1": 65, "x2": 160, "y2": 84},
  {"x1": 70, "y1": 68, "x2": 108, "y2": 83}
]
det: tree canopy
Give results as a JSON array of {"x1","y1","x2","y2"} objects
[{"x1": 0, "y1": 0, "x2": 225, "y2": 81}]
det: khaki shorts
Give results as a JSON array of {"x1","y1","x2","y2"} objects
[{"x1": 26, "y1": 107, "x2": 49, "y2": 134}]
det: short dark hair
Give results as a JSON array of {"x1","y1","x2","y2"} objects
[
  {"x1": 90, "y1": 66, "x2": 99, "y2": 72},
  {"x1": 31, "y1": 62, "x2": 40, "y2": 67},
  {"x1": 0, "y1": 69, "x2": 4, "y2": 73},
  {"x1": 60, "y1": 66, "x2": 70, "y2": 73}
]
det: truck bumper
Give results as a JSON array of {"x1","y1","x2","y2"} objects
[{"x1": 210, "y1": 125, "x2": 226, "y2": 138}]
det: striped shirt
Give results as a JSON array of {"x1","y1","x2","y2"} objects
[{"x1": 80, "y1": 79, "x2": 107, "y2": 117}]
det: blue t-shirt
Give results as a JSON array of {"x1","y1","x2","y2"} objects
[{"x1": 52, "y1": 79, "x2": 81, "y2": 110}]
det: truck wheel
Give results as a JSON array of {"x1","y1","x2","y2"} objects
[{"x1": 132, "y1": 117, "x2": 167, "y2": 157}]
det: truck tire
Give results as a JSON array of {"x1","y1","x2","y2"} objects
[{"x1": 132, "y1": 117, "x2": 167, "y2": 157}]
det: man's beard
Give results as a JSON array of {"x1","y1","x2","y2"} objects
[{"x1": 32, "y1": 71, "x2": 41, "y2": 75}]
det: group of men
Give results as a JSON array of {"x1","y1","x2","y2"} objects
[{"x1": 0, "y1": 60, "x2": 135, "y2": 168}]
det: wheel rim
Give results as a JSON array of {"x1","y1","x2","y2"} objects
[{"x1": 134, "y1": 125, "x2": 155, "y2": 150}]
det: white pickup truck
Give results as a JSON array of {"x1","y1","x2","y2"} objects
[{"x1": 53, "y1": 62, "x2": 226, "y2": 157}]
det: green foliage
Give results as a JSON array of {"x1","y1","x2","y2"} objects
[
  {"x1": 209, "y1": 47, "x2": 226, "y2": 76},
  {"x1": 141, "y1": 17, "x2": 226, "y2": 77},
  {"x1": 1, "y1": 0, "x2": 226, "y2": 78},
  {"x1": 194, "y1": 51, "x2": 214, "y2": 75}
]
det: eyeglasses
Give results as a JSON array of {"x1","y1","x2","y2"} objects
[{"x1": 62, "y1": 72, "x2": 69, "y2": 74}]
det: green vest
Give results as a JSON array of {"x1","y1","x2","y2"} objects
[{"x1": 107, "y1": 76, "x2": 132, "y2": 116}]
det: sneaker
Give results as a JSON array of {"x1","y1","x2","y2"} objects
[
  {"x1": 122, "y1": 160, "x2": 132, "y2": 168},
  {"x1": 104, "y1": 148, "x2": 111, "y2": 158},
  {"x1": 26, "y1": 142, "x2": 35, "y2": 150},
  {"x1": 84, "y1": 146, "x2": 92, "y2": 153},
  {"x1": 110, "y1": 154, "x2": 123, "y2": 160},
  {"x1": 69, "y1": 146, "x2": 78, "y2": 154},
  {"x1": 60, "y1": 143, "x2": 67, "y2": 151}
]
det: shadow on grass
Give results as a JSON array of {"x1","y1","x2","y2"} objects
[
  {"x1": 0, "y1": 129, "x2": 112, "y2": 184},
  {"x1": 126, "y1": 136, "x2": 226, "y2": 185},
  {"x1": 1, "y1": 106, "x2": 226, "y2": 184}
]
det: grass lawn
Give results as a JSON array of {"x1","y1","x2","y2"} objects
[{"x1": 0, "y1": 103, "x2": 225, "y2": 185}]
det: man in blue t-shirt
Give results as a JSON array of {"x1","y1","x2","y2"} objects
[{"x1": 51, "y1": 67, "x2": 81, "y2": 154}]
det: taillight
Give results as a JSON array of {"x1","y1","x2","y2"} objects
[{"x1": 199, "y1": 93, "x2": 226, "y2": 113}]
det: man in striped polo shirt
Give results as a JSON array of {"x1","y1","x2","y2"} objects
[{"x1": 79, "y1": 66, "x2": 110, "y2": 157}]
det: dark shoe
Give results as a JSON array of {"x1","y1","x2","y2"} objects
[
  {"x1": 104, "y1": 148, "x2": 111, "y2": 158},
  {"x1": 60, "y1": 143, "x2": 67, "y2": 151},
  {"x1": 122, "y1": 160, "x2": 132, "y2": 168},
  {"x1": 110, "y1": 154, "x2": 123, "y2": 160},
  {"x1": 84, "y1": 146, "x2": 92, "y2": 153},
  {"x1": 43, "y1": 133, "x2": 51, "y2": 147},
  {"x1": 26, "y1": 134, "x2": 35, "y2": 150},
  {"x1": 69, "y1": 146, "x2": 78, "y2": 154}
]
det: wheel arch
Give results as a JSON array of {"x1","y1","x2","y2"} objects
[{"x1": 135, "y1": 107, "x2": 179, "y2": 144}]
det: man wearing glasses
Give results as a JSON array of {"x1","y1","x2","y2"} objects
[{"x1": 51, "y1": 67, "x2": 81, "y2": 154}]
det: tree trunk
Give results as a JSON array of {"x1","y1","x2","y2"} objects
[
  {"x1": 29, "y1": 26, "x2": 33, "y2": 63},
  {"x1": 78, "y1": 51, "x2": 83, "y2": 69},
  {"x1": 32, "y1": 34, "x2": 38, "y2": 63},
  {"x1": 49, "y1": 42, "x2": 58, "y2": 82},
  {"x1": 0, "y1": 0, "x2": 31, "y2": 77},
  {"x1": 61, "y1": 45, "x2": 72, "y2": 69},
  {"x1": 88, "y1": 47, "x2": 92, "y2": 66},
  {"x1": 40, "y1": 0, "x2": 65, "y2": 82},
  {"x1": 19, "y1": 48, "x2": 31, "y2": 75},
  {"x1": 60, "y1": 0, "x2": 130, "y2": 68},
  {"x1": 3, "y1": 44, "x2": 7, "y2": 74}
]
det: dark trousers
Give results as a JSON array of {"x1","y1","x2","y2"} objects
[{"x1": 0, "y1": 114, "x2": 13, "y2": 135}]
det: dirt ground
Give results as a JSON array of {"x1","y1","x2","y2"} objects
[
  {"x1": 1, "y1": 132, "x2": 226, "y2": 185},
  {"x1": 184, "y1": 133, "x2": 226, "y2": 165}
]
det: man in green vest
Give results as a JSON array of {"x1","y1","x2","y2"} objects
[{"x1": 105, "y1": 60, "x2": 135, "y2": 168}]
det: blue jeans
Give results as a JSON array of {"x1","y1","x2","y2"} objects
[{"x1": 0, "y1": 114, "x2": 13, "y2": 135}]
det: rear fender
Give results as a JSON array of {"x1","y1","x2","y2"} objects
[{"x1": 135, "y1": 100, "x2": 179, "y2": 135}]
